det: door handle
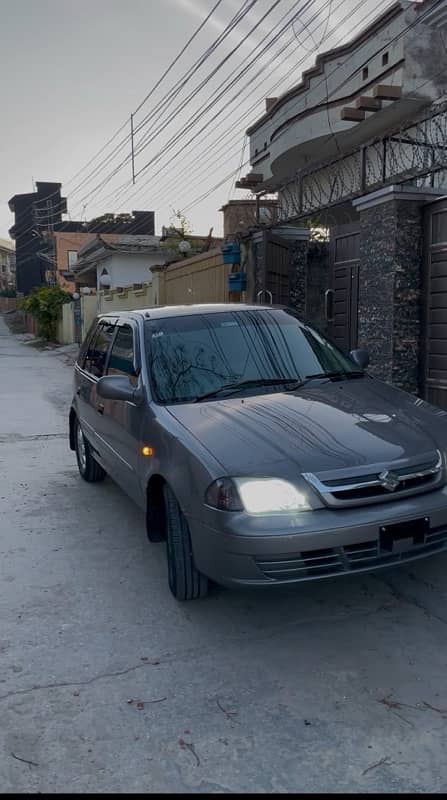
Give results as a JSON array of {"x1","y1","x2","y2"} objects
[
  {"x1": 97, "y1": 403, "x2": 104, "y2": 415},
  {"x1": 324, "y1": 289, "x2": 334, "y2": 322}
]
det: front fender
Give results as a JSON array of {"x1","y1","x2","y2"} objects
[{"x1": 139, "y1": 406, "x2": 224, "y2": 515}]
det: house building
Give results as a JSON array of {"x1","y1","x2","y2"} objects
[
  {"x1": 44, "y1": 211, "x2": 156, "y2": 292},
  {"x1": 239, "y1": 0, "x2": 447, "y2": 411},
  {"x1": 8, "y1": 182, "x2": 67, "y2": 294},
  {"x1": 8, "y1": 179, "x2": 155, "y2": 294},
  {"x1": 42, "y1": 229, "x2": 118, "y2": 292},
  {"x1": 73, "y1": 234, "x2": 168, "y2": 292},
  {"x1": 220, "y1": 199, "x2": 279, "y2": 237},
  {"x1": 0, "y1": 238, "x2": 16, "y2": 291}
]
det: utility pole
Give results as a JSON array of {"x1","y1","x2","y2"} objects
[{"x1": 131, "y1": 114, "x2": 136, "y2": 185}]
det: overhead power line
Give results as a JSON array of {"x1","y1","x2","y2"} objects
[
  {"x1": 10, "y1": 0, "x2": 236, "y2": 241},
  {"x1": 68, "y1": 0, "x2": 259, "y2": 207},
  {"x1": 12, "y1": 0, "x2": 392, "y2": 241},
  {"x1": 87, "y1": 0, "x2": 382, "y2": 232},
  {"x1": 72, "y1": 0, "x2": 282, "y2": 212},
  {"x1": 77, "y1": 0, "x2": 318, "y2": 217},
  {"x1": 94, "y1": 0, "x2": 358, "y2": 218},
  {"x1": 107, "y1": 1, "x2": 330, "y2": 215},
  {"x1": 133, "y1": 0, "x2": 226, "y2": 117},
  {"x1": 143, "y1": 0, "x2": 401, "y2": 219},
  {"x1": 81, "y1": 0, "x2": 322, "y2": 218},
  {"x1": 171, "y1": 0, "x2": 446, "y2": 218}
]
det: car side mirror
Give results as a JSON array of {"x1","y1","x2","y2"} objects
[
  {"x1": 96, "y1": 375, "x2": 144, "y2": 405},
  {"x1": 349, "y1": 349, "x2": 370, "y2": 370}
]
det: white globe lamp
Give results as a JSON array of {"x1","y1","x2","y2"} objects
[
  {"x1": 178, "y1": 240, "x2": 191, "y2": 255},
  {"x1": 99, "y1": 273, "x2": 111, "y2": 288}
]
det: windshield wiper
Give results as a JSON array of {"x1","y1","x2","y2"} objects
[
  {"x1": 298, "y1": 370, "x2": 365, "y2": 387},
  {"x1": 193, "y1": 377, "x2": 302, "y2": 403},
  {"x1": 193, "y1": 371, "x2": 364, "y2": 402}
]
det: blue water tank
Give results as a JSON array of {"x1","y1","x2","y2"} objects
[
  {"x1": 228, "y1": 272, "x2": 247, "y2": 292},
  {"x1": 222, "y1": 242, "x2": 240, "y2": 264}
]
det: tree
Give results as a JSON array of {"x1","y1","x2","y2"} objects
[
  {"x1": 170, "y1": 208, "x2": 192, "y2": 238},
  {"x1": 21, "y1": 286, "x2": 72, "y2": 341}
]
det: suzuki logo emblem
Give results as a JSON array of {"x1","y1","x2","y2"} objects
[{"x1": 379, "y1": 470, "x2": 400, "y2": 492}]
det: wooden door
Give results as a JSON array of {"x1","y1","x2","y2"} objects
[{"x1": 328, "y1": 224, "x2": 360, "y2": 352}]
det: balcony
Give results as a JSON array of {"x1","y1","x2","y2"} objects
[{"x1": 245, "y1": 1, "x2": 447, "y2": 190}]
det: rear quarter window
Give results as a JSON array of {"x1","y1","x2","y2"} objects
[
  {"x1": 84, "y1": 322, "x2": 116, "y2": 378},
  {"x1": 107, "y1": 325, "x2": 138, "y2": 385}
]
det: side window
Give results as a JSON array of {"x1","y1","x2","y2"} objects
[
  {"x1": 107, "y1": 325, "x2": 138, "y2": 385},
  {"x1": 67, "y1": 250, "x2": 78, "y2": 268},
  {"x1": 78, "y1": 320, "x2": 98, "y2": 369},
  {"x1": 84, "y1": 322, "x2": 115, "y2": 378}
]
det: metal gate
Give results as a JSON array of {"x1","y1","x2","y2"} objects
[
  {"x1": 73, "y1": 298, "x2": 82, "y2": 344},
  {"x1": 256, "y1": 232, "x2": 291, "y2": 305},
  {"x1": 423, "y1": 198, "x2": 447, "y2": 410},
  {"x1": 327, "y1": 224, "x2": 360, "y2": 352}
]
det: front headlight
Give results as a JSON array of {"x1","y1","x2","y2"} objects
[
  {"x1": 205, "y1": 477, "x2": 310, "y2": 513},
  {"x1": 235, "y1": 478, "x2": 310, "y2": 513}
]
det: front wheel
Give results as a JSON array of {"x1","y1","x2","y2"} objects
[
  {"x1": 164, "y1": 485, "x2": 208, "y2": 601},
  {"x1": 74, "y1": 417, "x2": 106, "y2": 483}
]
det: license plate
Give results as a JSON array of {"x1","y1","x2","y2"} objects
[{"x1": 380, "y1": 517, "x2": 429, "y2": 554}]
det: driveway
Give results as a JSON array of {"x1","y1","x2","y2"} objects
[{"x1": 1, "y1": 313, "x2": 447, "y2": 793}]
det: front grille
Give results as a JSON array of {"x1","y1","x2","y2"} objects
[
  {"x1": 255, "y1": 524, "x2": 447, "y2": 582},
  {"x1": 331, "y1": 473, "x2": 435, "y2": 502},
  {"x1": 303, "y1": 451, "x2": 443, "y2": 508}
]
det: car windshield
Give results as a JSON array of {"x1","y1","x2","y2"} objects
[{"x1": 145, "y1": 309, "x2": 361, "y2": 405}]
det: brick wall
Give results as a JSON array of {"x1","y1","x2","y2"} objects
[
  {"x1": 0, "y1": 296, "x2": 17, "y2": 312},
  {"x1": 221, "y1": 200, "x2": 279, "y2": 237}
]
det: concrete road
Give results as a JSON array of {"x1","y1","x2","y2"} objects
[{"x1": 1, "y1": 314, "x2": 447, "y2": 793}]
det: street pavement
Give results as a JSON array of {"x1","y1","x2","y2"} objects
[{"x1": 1, "y1": 313, "x2": 447, "y2": 793}]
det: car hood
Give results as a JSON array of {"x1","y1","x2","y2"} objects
[{"x1": 168, "y1": 377, "x2": 447, "y2": 476}]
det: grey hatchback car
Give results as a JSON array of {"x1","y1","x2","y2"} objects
[{"x1": 70, "y1": 303, "x2": 447, "y2": 600}]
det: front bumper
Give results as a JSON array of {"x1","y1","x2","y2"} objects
[{"x1": 187, "y1": 487, "x2": 447, "y2": 587}]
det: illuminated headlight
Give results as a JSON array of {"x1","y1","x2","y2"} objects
[
  {"x1": 235, "y1": 478, "x2": 310, "y2": 513},
  {"x1": 205, "y1": 477, "x2": 311, "y2": 513}
]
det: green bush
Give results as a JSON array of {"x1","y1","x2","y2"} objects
[{"x1": 20, "y1": 286, "x2": 72, "y2": 340}]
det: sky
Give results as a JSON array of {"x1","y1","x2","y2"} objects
[{"x1": 0, "y1": 0, "x2": 395, "y2": 240}]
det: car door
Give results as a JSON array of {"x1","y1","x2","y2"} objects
[
  {"x1": 76, "y1": 319, "x2": 117, "y2": 464},
  {"x1": 97, "y1": 320, "x2": 146, "y2": 507}
]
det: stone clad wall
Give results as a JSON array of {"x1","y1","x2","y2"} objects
[
  {"x1": 357, "y1": 198, "x2": 423, "y2": 393},
  {"x1": 357, "y1": 204, "x2": 397, "y2": 383},
  {"x1": 288, "y1": 240, "x2": 307, "y2": 319},
  {"x1": 392, "y1": 201, "x2": 424, "y2": 392},
  {"x1": 306, "y1": 241, "x2": 329, "y2": 336}
]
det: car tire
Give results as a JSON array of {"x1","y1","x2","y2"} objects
[
  {"x1": 74, "y1": 416, "x2": 106, "y2": 483},
  {"x1": 164, "y1": 484, "x2": 208, "y2": 601}
]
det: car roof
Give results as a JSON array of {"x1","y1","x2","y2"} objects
[{"x1": 99, "y1": 303, "x2": 289, "y2": 321}]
